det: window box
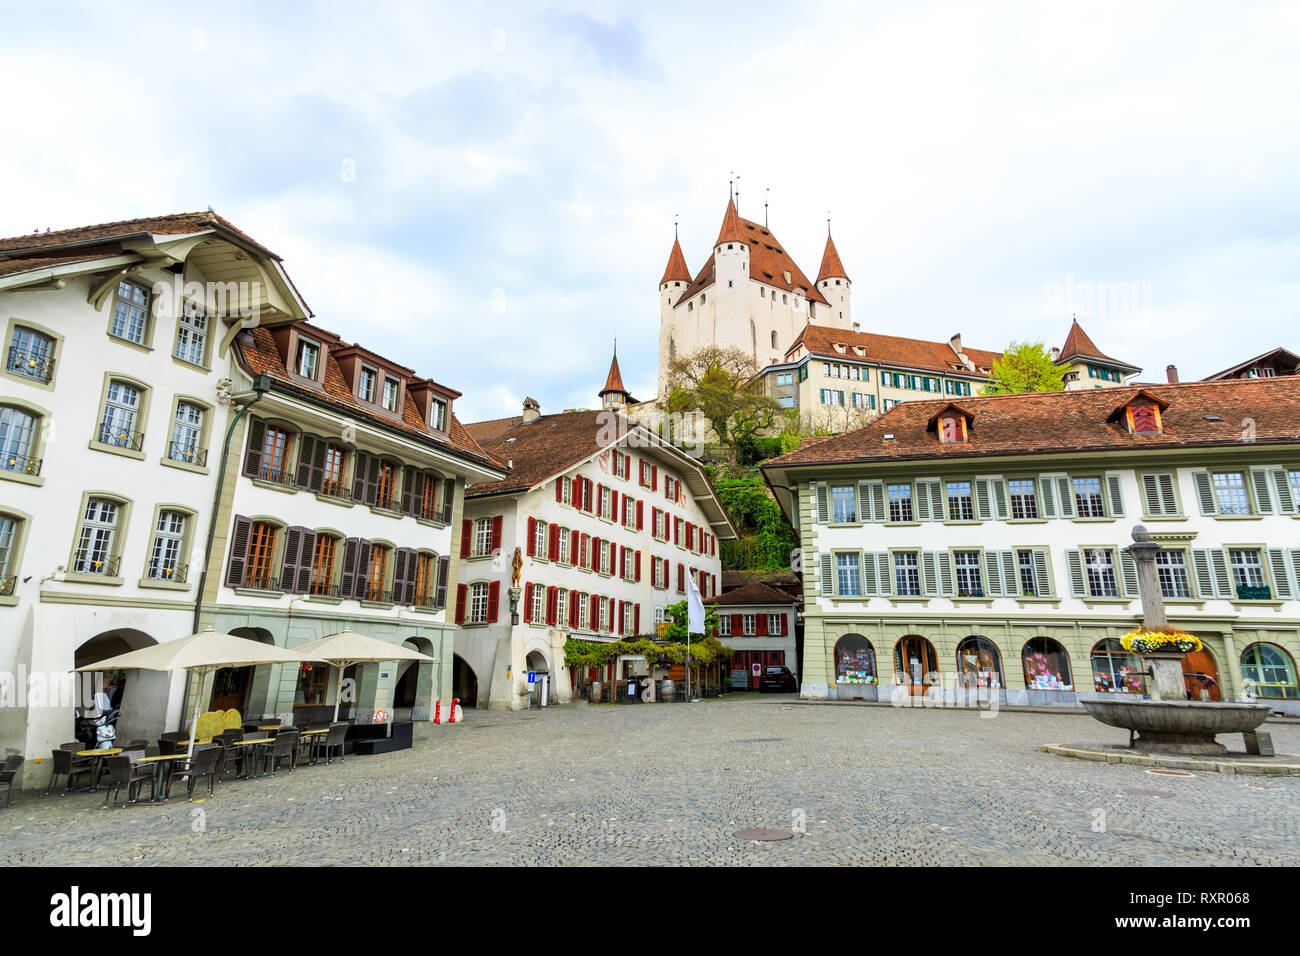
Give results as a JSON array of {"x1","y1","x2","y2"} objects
[{"x1": 1236, "y1": 584, "x2": 1272, "y2": 601}]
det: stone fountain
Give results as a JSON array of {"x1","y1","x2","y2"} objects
[{"x1": 1079, "y1": 526, "x2": 1272, "y2": 756}]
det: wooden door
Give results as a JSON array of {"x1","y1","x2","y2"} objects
[
  {"x1": 1182, "y1": 649, "x2": 1222, "y2": 701},
  {"x1": 209, "y1": 666, "x2": 251, "y2": 712},
  {"x1": 897, "y1": 638, "x2": 936, "y2": 696}
]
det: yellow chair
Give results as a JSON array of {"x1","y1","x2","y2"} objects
[
  {"x1": 193, "y1": 711, "x2": 222, "y2": 744},
  {"x1": 222, "y1": 709, "x2": 242, "y2": 732}
]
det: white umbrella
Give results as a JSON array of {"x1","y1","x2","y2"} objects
[
  {"x1": 292, "y1": 629, "x2": 437, "y2": 722},
  {"x1": 74, "y1": 626, "x2": 306, "y2": 761}
]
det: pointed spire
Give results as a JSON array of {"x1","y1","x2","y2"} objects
[
  {"x1": 714, "y1": 196, "x2": 744, "y2": 247},
  {"x1": 600, "y1": 347, "x2": 628, "y2": 399},
  {"x1": 660, "y1": 235, "x2": 691, "y2": 285},
  {"x1": 817, "y1": 231, "x2": 849, "y2": 283}
]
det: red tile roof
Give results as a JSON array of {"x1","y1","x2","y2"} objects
[
  {"x1": 763, "y1": 377, "x2": 1300, "y2": 468},
  {"x1": 601, "y1": 352, "x2": 628, "y2": 397},
  {"x1": 715, "y1": 197, "x2": 745, "y2": 246},
  {"x1": 1203, "y1": 347, "x2": 1300, "y2": 381},
  {"x1": 704, "y1": 581, "x2": 798, "y2": 607},
  {"x1": 0, "y1": 210, "x2": 281, "y2": 259},
  {"x1": 464, "y1": 415, "x2": 523, "y2": 445},
  {"x1": 816, "y1": 233, "x2": 848, "y2": 282},
  {"x1": 660, "y1": 236, "x2": 692, "y2": 285},
  {"x1": 787, "y1": 324, "x2": 1001, "y2": 377},
  {"x1": 1057, "y1": 318, "x2": 1137, "y2": 371},
  {"x1": 235, "y1": 325, "x2": 502, "y2": 471}
]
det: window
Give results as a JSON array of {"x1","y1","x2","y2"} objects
[
  {"x1": 830, "y1": 485, "x2": 857, "y2": 523},
  {"x1": 1228, "y1": 548, "x2": 1267, "y2": 596},
  {"x1": 296, "y1": 339, "x2": 321, "y2": 380},
  {"x1": 946, "y1": 481, "x2": 974, "y2": 521},
  {"x1": 883, "y1": 399, "x2": 900, "y2": 411},
  {"x1": 533, "y1": 520, "x2": 548, "y2": 559},
  {"x1": 243, "y1": 522, "x2": 278, "y2": 590},
  {"x1": 600, "y1": 486, "x2": 611, "y2": 519},
  {"x1": 146, "y1": 510, "x2": 187, "y2": 582},
  {"x1": 1017, "y1": 550, "x2": 1037, "y2": 595},
  {"x1": 174, "y1": 306, "x2": 208, "y2": 366},
  {"x1": 622, "y1": 601, "x2": 633, "y2": 634},
  {"x1": 0, "y1": 514, "x2": 18, "y2": 595},
  {"x1": 776, "y1": 373, "x2": 792, "y2": 386},
  {"x1": 887, "y1": 484, "x2": 913, "y2": 522},
  {"x1": 381, "y1": 377, "x2": 400, "y2": 412},
  {"x1": 358, "y1": 367, "x2": 377, "y2": 403},
  {"x1": 529, "y1": 583, "x2": 545, "y2": 623},
  {"x1": 1073, "y1": 476, "x2": 1106, "y2": 517},
  {"x1": 99, "y1": 381, "x2": 142, "y2": 449},
  {"x1": 1240, "y1": 643, "x2": 1299, "y2": 700},
  {"x1": 1091, "y1": 639, "x2": 1146, "y2": 694},
  {"x1": 1022, "y1": 637, "x2": 1073, "y2": 691},
  {"x1": 0, "y1": 406, "x2": 39, "y2": 475},
  {"x1": 110, "y1": 279, "x2": 151, "y2": 344},
  {"x1": 469, "y1": 582, "x2": 490, "y2": 624},
  {"x1": 956, "y1": 636, "x2": 1003, "y2": 689},
  {"x1": 258, "y1": 426, "x2": 292, "y2": 483},
  {"x1": 718, "y1": 615, "x2": 731, "y2": 636},
  {"x1": 374, "y1": 460, "x2": 397, "y2": 510},
  {"x1": 558, "y1": 527, "x2": 570, "y2": 565},
  {"x1": 168, "y1": 401, "x2": 205, "y2": 465},
  {"x1": 322, "y1": 445, "x2": 348, "y2": 499},
  {"x1": 1290, "y1": 469, "x2": 1300, "y2": 506},
  {"x1": 953, "y1": 551, "x2": 983, "y2": 597},
  {"x1": 1084, "y1": 548, "x2": 1119, "y2": 597},
  {"x1": 558, "y1": 589, "x2": 569, "y2": 627},
  {"x1": 7, "y1": 325, "x2": 55, "y2": 383},
  {"x1": 577, "y1": 592, "x2": 589, "y2": 630},
  {"x1": 473, "y1": 517, "x2": 494, "y2": 557},
  {"x1": 1212, "y1": 472, "x2": 1251, "y2": 515},
  {"x1": 835, "y1": 635, "x2": 876, "y2": 684},
  {"x1": 430, "y1": 398, "x2": 447, "y2": 431},
  {"x1": 1155, "y1": 550, "x2": 1192, "y2": 599},
  {"x1": 309, "y1": 535, "x2": 338, "y2": 596},
  {"x1": 894, "y1": 552, "x2": 921, "y2": 596},
  {"x1": 365, "y1": 545, "x2": 389, "y2": 601},
  {"x1": 835, "y1": 552, "x2": 862, "y2": 596},
  {"x1": 74, "y1": 498, "x2": 121, "y2": 575},
  {"x1": 768, "y1": 613, "x2": 783, "y2": 634},
  {"x1": 1008, "y1": 479, "x2": 1039, "y2": 519}
]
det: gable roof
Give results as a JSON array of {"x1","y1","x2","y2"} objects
[
  {"x1": 1203, "y1": 347, "x2": 1300, "y2": 381},
  {"x1": 0, "y1": 210, "x2": 281, "y2": 258},
  {"x1": 816, "y1": 233, "x2": 848, "y2": 282},
  {"x1": 762, "y1": 377, "x2": 1300, "y2": 470},
  {"x1": 704, "y1": 581, "x2": 798, "y2": 607},
  {"x1": 786, "y1": 324, "x2": 1001, "y2": 378},
  {"x1": 235, "y1": 324, "x2": 502, "y2": 471},
  {"x1": 1057, "y1": 318, "x2": 1139, "y2": 372}
]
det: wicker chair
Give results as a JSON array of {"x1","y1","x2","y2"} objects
[
  {"x1": 0, "y1": 755, "x2": 24, "y2": 807},
  {"x1": 214, "y1": 730, "x2": 245, "y2": 778},
  {"x1": 312, "y1": 723, "x2": 348, "y2": 765},
  {"x1": 167, "y1": 745, "x2": 221, "y2": 800},
  {"x1": 259, "y1": 729, "x2": 299, "y2": 776},
  {"x1": 46, "y1": 747, "x2": 95, "y2": 795},
  {"x1": 101, "y1": 755, "x2": 152, "y2": 808}
]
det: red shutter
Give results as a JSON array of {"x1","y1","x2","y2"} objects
[
  {"x1": 712, "y1": 574, "x2": 718, "y2": 597},
  {"x1": 549, "y1": 524, "x2": 559, "y2": 561},
  {"x1": 596, "y1": 483, "x2": 604, "y2": 517},
  {"x1": 611, "y1": 489, "x2": 619, "y2": 521},
  {"x1": 732, "y1": 613, "x2": 743, "y2": 634},
  {"x1": 652, "y1": 465, "x2": 658, "y2": 490},
  {"x1": 487, "y1": 581, "x2": 500, "y2": 623},
  {"x1": 491, "y1": 515, "x2": 503, "y2": 553},
  {"x1": 523, "y1": 583, "x2": 533, "y2": 623},
  {"x1": 619, "y1": 548, "x2": 626, "y2": 580},
  {"x1": 546, "y1": 586, "x2": 557, "y2": 625},
  {"x1": 636, "y1": 500, "x2": 644, "y2": 530},
  {"x1": 593, "y1": 537, "x2": 601, "y2": 571},
  {"x1": 617, "y1": 601, "x2": 625, "y2": 634},
  {"x1": 634, "y1": 604, "x2": 641, "y2": 635},
  {"x1": 677, "y1": 564, "x2": 685, "y2": 592},
  {"x1": 455, "y1": 584, "x2": 467, "y2": 624},
  {"x1": 570, "y1": 529, "x2": 580, "y2": 563},
  {"x1": 635, "y1": 551, "x2": 641, "y2": 582},
  {"x1": 556, "y1": 480, "x2": 563, "y2": 502},
  {"x1": 589, "y1": 594, "x2": 599, "y2": 627},
  {"x1": 460, "y1": 520, "x2": 471, "y2": 557},
  {"x1": 756, "y1": 614, "x2": 768, "y2": 636},
  {"x1": 527, "y1": 517, "x2": 537, "y2": 557},
  {"x1": 569, "y1": 591, "x2": 579, "y2": 627}
]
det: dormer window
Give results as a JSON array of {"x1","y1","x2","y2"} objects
[
  {"x1": 358, "y1": 366, "x2": 377, "y2": 403},
  {"x1": 296, "y1": 339, "x2": 320, "y2": 380},
  {"x1": 381, "y1": 377, "x2": 401, "y2": 412},
  {"x1": 1126, "y1": 402, "x2": 1162, "y2": 434},
  {"x1": 833, "y1": 343, "x2": 846, "y2": 354},
  {"x1": 430, "y1": 398, "x2": 447, "y2": 432},
  {"x1": 938, "y1": 415, "x2": 968, "y2": 443}
]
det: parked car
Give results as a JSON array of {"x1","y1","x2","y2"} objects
[{"x1": 759, "y1": 667, "x2": 797, "y2": 693}]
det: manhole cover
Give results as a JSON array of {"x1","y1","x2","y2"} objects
[
  {"x1": 1146, "y1": 769, "x2": 1195, "y2": 777},
  {"x1": 734, "y1": 828, "x2": 793, "y2": 842},
  {"x1": 732, "y1": 738, "x2": 783, "y2": 744},
  {"x1": 1124, "y1": 788, "x2": 1176, "y2": 798}
]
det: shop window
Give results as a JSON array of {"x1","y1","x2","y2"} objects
[
  {"x1": 834, "y1": 634, "x2": 876, "y2": 685},
  {"x1": 1240, "y1": 643, "x2": 1299, "y2": 700},
  {"x1": 1090, "y1": 638, "x2": 1146, "y2": 694},
  {"x1": 1022, "y1": 637, "x2": 1073, "y2": 691},
  {"x1": 956, "y1": 636, "x2": 1002, "y2": 689}
]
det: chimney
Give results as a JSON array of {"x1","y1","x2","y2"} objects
[
  {"x1": 521, "y1": 397, "x2": 540, "y2": 424},
  {"x1": 1050, "y1": 347, "x2": 1061, "y2": 363},
  {"x1": 949, "y1": 333, "x2": 962, "y2": 355},
  {"x1": 852, "y1": 322, "x2": 861, "y2": 332},
  {"x1": 1166, "y1": 365, "x2": 1179, "y2": 384}
]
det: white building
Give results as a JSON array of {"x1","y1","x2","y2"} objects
[
  {"x1": 705, "y1": 581, "x2": 800, "y2": 691},
  {"x1": 0, "y1": 211, "x2": 310, "y2": 779},
  {"x1": 762, "y1": 378, "x2": 1300, "y2": 714},
  {"x1": 461, "y1": 359, "x2": 738, "y2": 709}
]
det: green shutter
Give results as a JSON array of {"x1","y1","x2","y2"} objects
[
  {"x1": 816, "y1": 483, "x2": 830, "y2": 524},
  {"x1": 1271, "y1": 469, "x2": 1295, "y2": 514},
  {"x1": 1250, "y1": 468, "x2": 1275, "y2": 514},
  {"x1": 921, "y1": 552, "x2": 939, "y2": 596},
  {"x1": 1119, "y1": 550, "x2": 1140, "y2": 597},
  {"x1": 974, "y1": 478, "x2": 992, "y2": 521},
  {"x1": 1267, "y1": 549, "x2": 1294, "y2": 599},
  {"x1": 1065, "y1": 549, "x2": 1086, "y2": 597},
  {"x1": 1105, "y1": 473, "x2": 1125, "y2": 518},
  {"x1": 819, "y1": 552, "x2": 834, "y2": 596},
  {"x1": 1192, "y1": 472, "x2": 1217, "y2": 515}
]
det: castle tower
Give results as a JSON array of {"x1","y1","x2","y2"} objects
[
  {"x1": 599, "y1": 347, "x2": 633, "y2": 411},
  {"x1": 816, "y1": 229, "x2": 852, "y2": 329}
]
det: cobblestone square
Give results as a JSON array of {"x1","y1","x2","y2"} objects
[{"x1": 7, "y1": 696, "x2": 1299, "y2": 866}]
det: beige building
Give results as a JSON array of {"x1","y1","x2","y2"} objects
[{"x1": 1053, "y1": 318, "x2": 1141, "y2": 389}]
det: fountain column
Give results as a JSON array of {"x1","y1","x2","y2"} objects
[{"x1": 1123, "y1": 525, "x2": 1184, "y2": 701}]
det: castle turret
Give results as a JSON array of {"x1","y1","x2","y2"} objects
[
  {"x1": 599, "y1": 347, "x2": 634, "y2": 411},
  {"x1": 712, "y1": 197, "x2": 750, "y2": 353},
  {"x1": 816, "y1": 230, "x2": 852, "y2": 329}
]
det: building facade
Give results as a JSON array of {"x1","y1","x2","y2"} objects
[
  {"x1": 705, "y1": 582, "x2": 800, "y2": 690},
  {"x1": 0, "y1": 212, "x2": 311, "y2": 778},
  {"x1": 461, "y1": 367, "x2": 737, "y2": 709},
  {"x1": 1053, "y1": 319, "x2": 1140, "y2": 390},
  {"x1": 762, "y1": 378, "x2": 1300, "y2": 714}
]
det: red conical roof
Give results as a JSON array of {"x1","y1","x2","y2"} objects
[
  {"x1": 714, "y1": 197, "x2": 744, "y2": 246},
  {"x1": 817, "y1": 232, "x2": 848, "y2": 282},
  {"x1": 660, "y1": 236, "x2": 691, "y2": 285},
  {"x1": 600, "y1": 351, "x2": 628, "y2": 398},
  {"x1": 1058, "y1": 318, "x2": 1139, "y2": 371}
]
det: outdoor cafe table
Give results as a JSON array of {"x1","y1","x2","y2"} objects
[
  {"x1": 76, "y1": 748, "x2": 123, "y2": 791},
  {"x1": 136, "y1": 754, "x2": 188, "y2": 802},
  {"x1": 231, "y1": 738, "x2": 273, "y2": 778}
]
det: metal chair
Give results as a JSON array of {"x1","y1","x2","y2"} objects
[
  {"x1": 101, "y1": 755, "x2": 152, "y2": 808},
  {"x1": 0, "y1": 755, "x2": 24, "y2": 807},
  {"x1": 46, "y1": 747, "x2": 95, "y2": 795},
  {"x1": 312, "y1": 723, "x2": 348, "y2": 765},
  {"x1": 259, "y1": 729, "x2": 299, "y2": 776}
]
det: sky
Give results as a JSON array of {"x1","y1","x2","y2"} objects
[{"x1": 1, "y1": 1, "x2": 1298, "y2": 422}]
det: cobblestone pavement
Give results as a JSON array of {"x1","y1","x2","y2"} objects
[{"x1": 7, "y1": 696, "x2": 1299, "y2": 866}]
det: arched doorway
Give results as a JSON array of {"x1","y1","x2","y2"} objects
[
  {"x1": 74, "y1": 629, "x2": 159, "y2": 744},
  {"x1": 526, "y1": 649, "x2": 551, "y2": 706},
  {"x1": 393, "y1": 637, "x2": 436, "y2": 721},
  {"x1": 210, "y1": 627, "x2": 274, "y2": 714},
  {"x1": 1240, "y1": 643, "x2": 1299, "y2": 700},
  {"x1": 956, "y1": 636, "x2": 1003, "y2": 689},
  {"x1": 1022, "y1": 638, "x2": 1073, "y2": 692},
  {"x1": 894, "y1": 636, "x2": 937, "y2": 696},
  {"x1": 453, "y1": 654, "x2": 478, "y2": 708}
]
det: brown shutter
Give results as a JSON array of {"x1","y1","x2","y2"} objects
[
  {"x1": 732, "y1": 613, "x2": 743, "y2": 634},
  {"x1": 435, "y1": 555, "x2": 450, "y2": 608},
  {"x1": 354, "y1": 540, "x2": 373, "y2": 600},
  {"x1": 279, "y1": 526, "x2": 303, "y2": 592},
  {"x1": 352, "y1": 451, "x2": 372, "y2": 503},
  {"x1": 392, "y1": 548, "x2": 411, "y2": 605},
  {"x1": 400, "y1": 467, "x2": 418, "y2": 516},
  {"x1": 242, "y1": 419, "x2": 266, "y2": 478},
  {"x1": 225, "y1": 515, "x2": 252, "y2": 587},
  {"x1": 441, "y1": 478, "x2": 455, "y2": 523},
  {"x1": 339, "y1": 537, "x2": 360, "y2": 599},
  {"x1": 295, "y1": 434, "x2": 317, "y2": 489}
]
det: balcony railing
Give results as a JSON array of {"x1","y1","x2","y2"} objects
[
  {"x1": 373, "y1": 490, "x2": 396, "y2": 511},
  {"x1": 308, "y1": 583, "x2": 342, "y2": 599},
  {"x1": 318, "y1": 478, "x2": 352, "y2": 502},
  {"x1": 72, "y1": 555, "x2": 121, "y2": 577},
  {"x1": 237, "y1": 568, "x2": 280, "y2": 592},
  {"x1": 97, "y1": 425, "x2": 144, "y2": 452},
  {"x1": 147, "y1": 563, "x2": 189, "y2": 584},
  {"x1": 167, "y1": 441, "x2": 208, "y2": 467},
  {"x1": 7, "y1": 345, "x2": 54, "y2": 383},
  {"x1": 361, "y1": 585, "x2": 392, "y2": 604},
  {"x1": 1, "y1": 453, "x2": 41, "y2": 476},
  {"x1": 254, "y1": 464, "x2": 295, "y2": 487},
  {"x1": 412, "y1": 591, "x2": 439, "y2": 610}
]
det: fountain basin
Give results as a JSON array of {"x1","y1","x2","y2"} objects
[{"x1": 1079, "y1": 696, "x2": 1271, "y2": 755}]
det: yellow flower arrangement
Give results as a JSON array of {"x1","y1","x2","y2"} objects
[{"x1": 1120, "y1": 627, "x2": 1202, "y2": 654}]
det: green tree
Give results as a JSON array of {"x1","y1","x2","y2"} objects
[
  {"x1": 985, "y1": 340, "x2": 1066, "y2": 394},
  {"x1": 664, "y1": 346, "x2": 778, "y2": 461},
  {"x1": 710, "y1": 470, "x2": 798, "y2": 570}
]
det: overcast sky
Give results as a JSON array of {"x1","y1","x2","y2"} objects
[{"x1": 2, "y1": 1, "x2": 1298, "y2": 421}]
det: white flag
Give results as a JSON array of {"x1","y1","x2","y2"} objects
[{"x1": 686, "y1": 570, "x2": 705, "y2": 635}]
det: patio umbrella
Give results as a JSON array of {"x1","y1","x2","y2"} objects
[
  {"x1": 292, "y1": 629, "x2": 437, "y2": 722},
  {"x1": 74, "y1": 626, "x2": 306, "y2": 761}
]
